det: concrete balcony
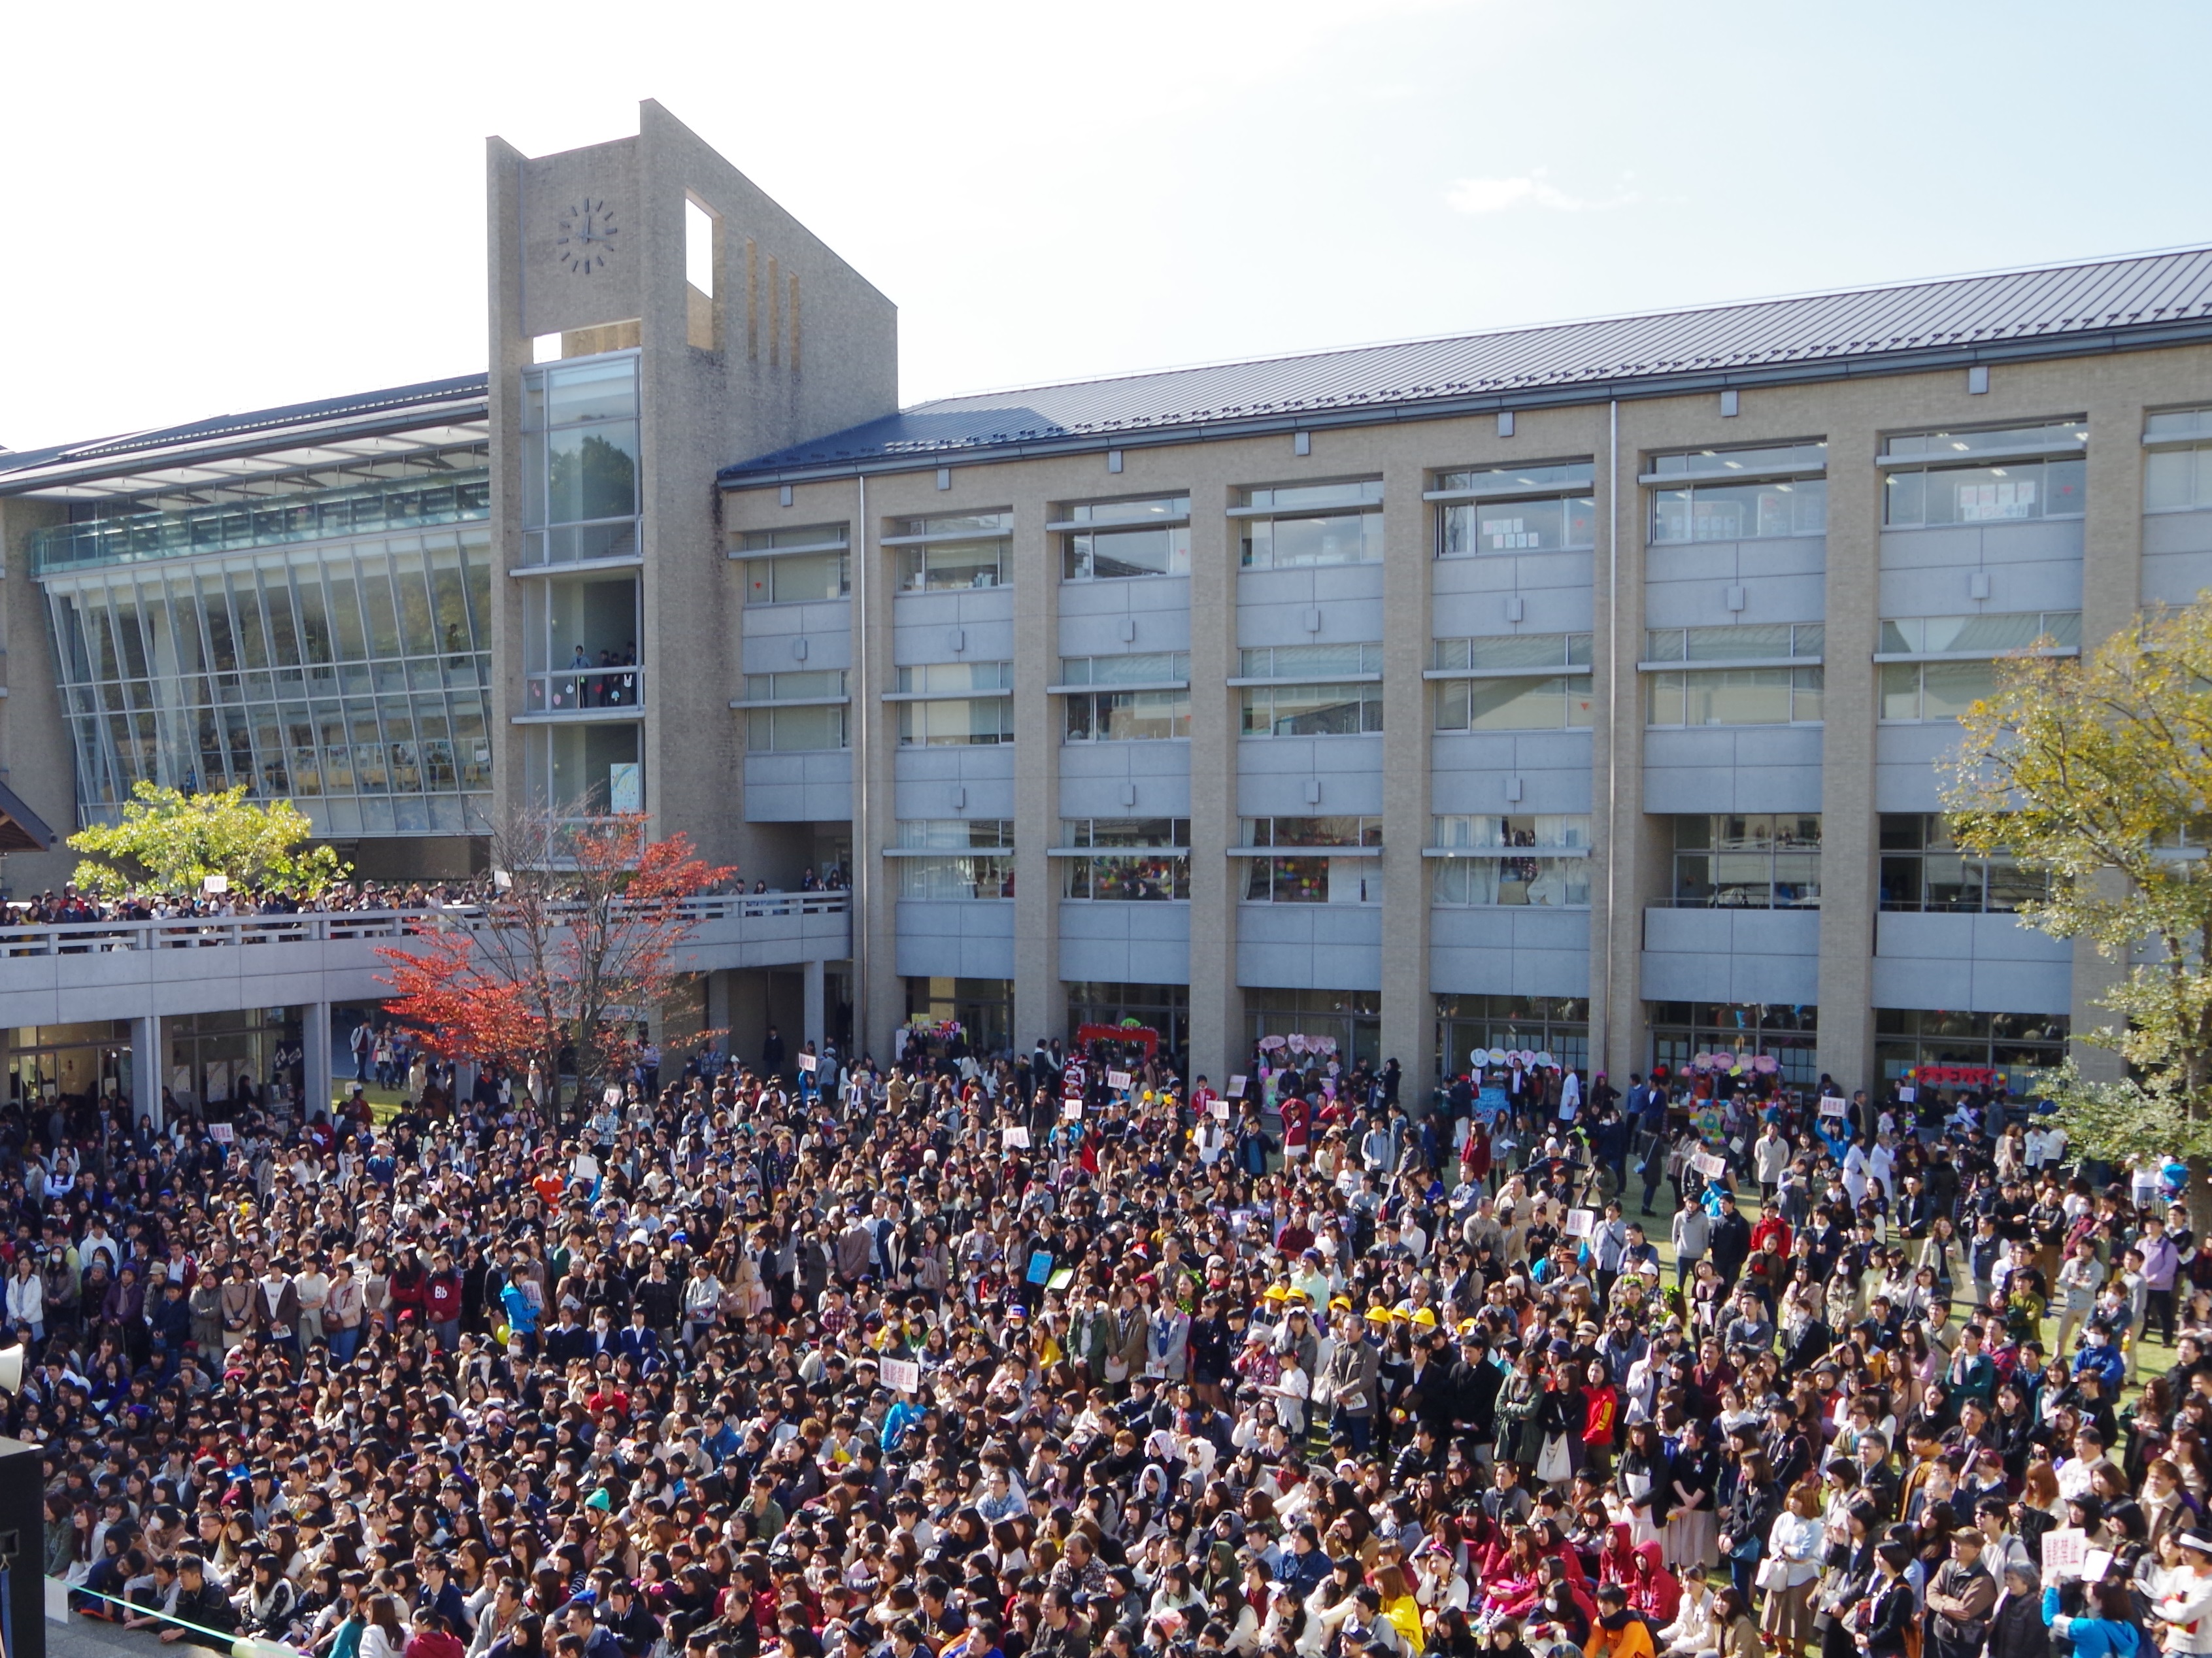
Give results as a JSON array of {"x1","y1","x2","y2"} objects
[{"x1": 0, "y1": 893, "x2": 850, "y2": 1028}]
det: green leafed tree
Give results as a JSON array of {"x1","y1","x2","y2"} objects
[
  {"x1": 67, "y1": 781, "x2": 350, "y2": 898},
  {"x1": 1943, "y1": 597, "x2": 2212, "y2": 1223}
]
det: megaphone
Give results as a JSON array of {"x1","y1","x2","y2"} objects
[{"x1": 0, "y1": 1346, "x2": 27, "y2": 1398}]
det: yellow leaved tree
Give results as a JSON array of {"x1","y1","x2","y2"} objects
[
  {"x1": 1943, "y1": 596, "x2": 2212, "y2": 1219},
  {"x1": 67, "y1": 781, "x2": 349, "y2": 899}
]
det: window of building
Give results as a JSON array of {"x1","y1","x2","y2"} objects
[
  {"x1": 1877, "y1": 814, "x2": 2047, "y2": 911},
  {"x1": 1432, "y1": 634, "x2": 1592, "y2": 671},
  {"x1": 1670, "y1": 815, "x2": 1822, "y2": 907},
  {"x1": 1056, "y1": 495, "x2": 1192, "y2": 580},
  {"x1": 1876, "y1": 613, "x2": 2078, "y2": 720},
  {"x1": 1067, "y1": 982, "x2": 1189, "y2": 1058},
  {"x1": 1241, "y1": 643, "x2": 1382, "y2": 678},
  {"x1": 1648, "y1": 1002, "x2": 1818, "y2": 1087},
  {"x1": 737, "y1": 525, "x2": 850, "y2": 605},
  {"x1": 1057, "y1": 652, "x2": 1189, "y2": 686},
  {"x1": 520, "y1": 354, "x2": 641, "y2": 566},
  {"x1": 886, "y1": 511, "x2": 1013, "y2": 590},
  {"x1": 1429, "y1": 813, "x2": 1592, "y2": 907},
  {"x1": 1242, "y1": 816, "x2": 1382, "y2": 847},
  {"x1": 1874, "y1": 1007, "x2": 2068, "y2": 1088},
  {"x1": 2146, "y1": 409, "x2": 2212, "y2": 512},
  {"x1": 1644, "y1": 623, "x2": 1824, "y2": 664},
  {"x1": 1432, "y1": 462, "x2": 1596, "y2": 556},
  {"x1": 896, "y1": 698, "x2": 1014, "y2": 745},
  {"x1": 742, "y1": 670, "x2": 848, "y2": 753},
  {"x1": 1241, "y1": 682, "x2": 1382, "y2": 736},
  {"x1": 1239, "y1": 817, "x2": 1382, "y2": 904},
  {"x1": 522, "y1": 720, "x2": 641, "y2": 819},
  {"x1": 1646, "y1": 668, "x2": 1822, "y2": 726},
  {"x1": 897, "y1": 819, "x2": 1014, "y2": 849},
  {"x1": 1249, "y1": 988, "x2": 1381, "y2": 1071},
  {"x1": 904, "y1": 976, "x2": 1014, "y2": 1054},
  {"x1": 1879, "y1": 612, "x2": 2080, "y2": 654},
  {"x1": 894, "y1": 820, "x2": 1014, "y2": 901},
  {"x1": 896, "y1": 661, "x2": 1013, "y2": 694},
  {"x1": 522, "y1": 572, "x2": 641, "y2": 714},
  {"x1": 1881, "y1": 420, "x2": 2087, "y2": 526},
  {"x1": 1234, "y1": 479, "x2": 1384, "y2": 569},
  {"x1": 1433, "y1": 671, "x2": 1595, "y2": 732},
  {"x1": 1065, "y1": 688, "x2": 1189, "y2": 741},
  {"x1": 1058, "y1": 819, "x2": 1191, "y2": 900},
  {"x1": 1647, "y1": 442, "x2": 1828, "y2": 544},
  {"x1": 1437, "y1": 995, "x2": 1588, "y2": 1077},
  {"x1": 1877, "y1": 661, "x2": 2000, "y2": 722}
]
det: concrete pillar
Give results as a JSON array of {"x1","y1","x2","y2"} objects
[
  {"x1": 1185, "y1": 459, "x2": 1243, "y2": 1084},
  {"x1": 707, "y1": 969, "x2": 732, "y2": 1066},
  {"x1": 1815, "y1": 414, "x2": 1884, "y2": 1095},
  {"x1": 132, "y1": 1015, "x2": 161, "y2": 1128},
  {"x1": 1011, "y1": 493, "x2": 1062, "y2": 1057},
  {"x1": 302, "y1": 1002, "x2": 332, "y2": 1121},
  {"x1": 803, "y1": 958, "x2": 827, "y2": 1052},
  {"x1": 1592, "y1": 400, "x2": 1651, "y2": 1085},
  {"x1": 1379, "y1": 454, "x2": 1435, "y2": 1104}
]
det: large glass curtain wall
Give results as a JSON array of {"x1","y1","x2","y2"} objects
[{"x1": 46, "y1": 530, "x2": 493, "y2": 836}]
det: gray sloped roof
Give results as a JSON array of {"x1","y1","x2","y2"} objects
[
  {"x1": 721, "y1": 246, "x2": 2212, "y2": 482},
  {"x1": 0, "y1": 374, "x2": 490, "y2": 497}
]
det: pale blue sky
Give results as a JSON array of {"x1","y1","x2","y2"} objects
[{"x1": 3, "y1": 0, "x2": 2207, "y2": 454}]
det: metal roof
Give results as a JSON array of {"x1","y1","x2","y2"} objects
[
  {"x1": 0, "y1": 779, "x2": 57, "y2": 855},
  {"x1": 0, "y1": 373, "x2": 490, "y2": 501},
  {"x1": 720, "y1": 246, "x2": 2212, "y2": 484}
]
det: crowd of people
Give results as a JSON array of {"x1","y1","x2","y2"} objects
[{"x1": 12, "y1": 1026, "x2": 2212, "y2": 1658}]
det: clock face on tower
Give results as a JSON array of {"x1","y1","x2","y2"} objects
[{"x1": 556, "y1": 199, "x2": 618, "y2": 274}]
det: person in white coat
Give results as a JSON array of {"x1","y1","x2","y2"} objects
[{"x1": 5, "y1": 1254, "x2": 42, "y2": 1340}]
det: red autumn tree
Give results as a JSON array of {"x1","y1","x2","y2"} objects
[{"x1": 376, "y1": 805, "x2": 731, "y2": 1119}]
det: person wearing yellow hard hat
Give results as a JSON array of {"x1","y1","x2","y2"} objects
[
  {"x1": 1411, "y1": 1306, "x2": 1439, "y2": 1328},
  {"x1": 1366, "y1": 1305, "x2": 1393, "y2": 1327}
]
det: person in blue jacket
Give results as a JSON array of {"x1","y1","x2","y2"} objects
[
  {"x1": 2073, "y1": 1321, "x2": 2128, "y2": 1394},
  {"x1": 2045, "y1": 1572, "x2": 2144, "y2": 1658}
]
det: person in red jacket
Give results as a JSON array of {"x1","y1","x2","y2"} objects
[
  {"x1": 424, "y1": 1250, "x2": 464, "y2": 1349},
  {"x1": 405, "y1": 1608, "x2": 466, "y2": 1658}
]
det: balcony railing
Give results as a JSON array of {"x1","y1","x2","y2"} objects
[
  {"x1": 523, "y1": 664, "x2": 645, "y2": 715},
  {"x1": 30, "y1": 470, "x2": 492, "y2": 577},
  {"x1": 0, "y1": 891, "x2": 847, "y2": 956}
]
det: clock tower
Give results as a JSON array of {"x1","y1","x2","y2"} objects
[{"x1": 484, "y1": 100, "x2": 897, "y2": 877}]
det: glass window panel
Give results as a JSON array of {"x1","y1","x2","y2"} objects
[
  {"x1": 357, "y1": 563, "x2": 402, "y2": 659},
  {"x1": 545, "y1": 423, "x2": 641, "y2": 525},
  {"x1": 1064, "y1": 525, "x2": 1190, "y2": 580},
  {"x1": 897, "y1": 856, "x2": 1016, "y2": 900},
  {"x1": 1245, "y1": 512, "x2": 1381, "y2": 568},
  {"x1": 199, "y1": 581, "x2": 239, "y2": 673},
  {"x1": 324, "y1": 571, "x2": 366, "y2": 662},
  {"x1": 390, "y1": 551, "x2": 437, "y2": 656},
  {"x1": 1885, "y1": 422, "x2": 2085, "y2": 458},
  {"x1": 1683, "y1": 623, "x2": 1794, "y2": 662},
  {"x1": 226, "y1": 572, "x2": 270, "y2": 670},
  {"x1": 896, "y1": 698, "x2": 1014, "y2": 745},
  {"x1": 743, "y1": 552, "x2": 849, "y2": 605},
  {"x1": 1683, "y1": 668, "x2": 1794, "y2": 725},
  {"x1": 748, "y1": 705, "x2": 847, "y2": 752},
  {"x1": 2145, "y1": 447, "x2": 2199, "y2": 512},
  {"x1": 1433, "y1": 679, "x2": 1471, "y2": 731},
  {"x1": 1883, "y1": 469, "x2": 1926, "y2": 527},
  {"x1": 900, "y1": 541, "x2": 1005, "y2": 590},
  {"x1": 1646, "y1": 673, "x2": 1685, "y2": 726},
  {"x1": 1791, "y1": 667, "x2": 1822, "y2": 722},
  {"x1": 1919, "y1": 659, "x2": 1997, "y2": 719},
  {"x1": 1886, "y1": 664, "x2": 1932, "y2": 722}
]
